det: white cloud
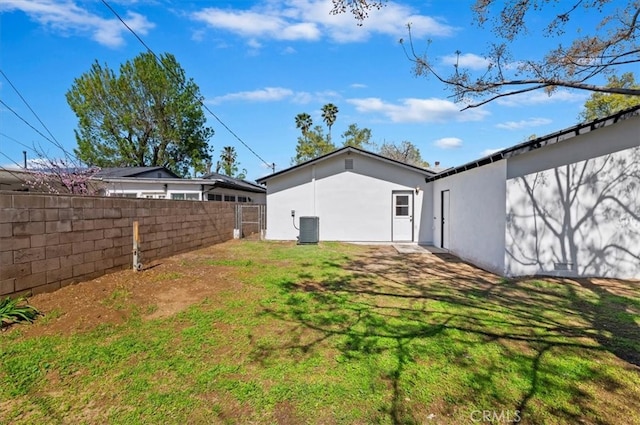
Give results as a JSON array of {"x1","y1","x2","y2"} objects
[
  {"x1": 496, "y1": 117, "x2": 552, "y2": 130},
  {"x1": 190, "y1": 0, "x2": 456, "y2": 46},
  {"x1": 347, "y1": 97, "x2": 489, "y2": 123},
  {"x1": 434, "y1": 137, "x2": 462, "y2": 149},
  {"x1": 350, "y1": 83, "x2": 367, "y2": 89},
  {"x1": 192, "y1": 7, "x2": 321, "y2": 41},
  {"x1": 441, "y1": 53, "x2": 490, "y2": 70},
  {"x1": 496, "y1": 89, "x2": 588, "y2": 107},
  {"x1": 209, "y1": 87, "x2": 294, "y2": 104},
  {"x1": 481, "y1": 147, "x2": 504, "y2": 156},
  {"x1": 247, "y1": 38, "x2": 262, "y2": 49},
  {"x1": 292, "y1": 90, "x2": 339, "y2": 104},
  {"x1": 208, "y1": 87, "x2": 338, "y2": 105},
  {"x1": 0, "y1": 0, "x2": 154, "y2": 48}
]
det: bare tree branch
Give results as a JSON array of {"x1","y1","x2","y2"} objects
[{"x1": 336, "y1": 0, "x2": 640, "y2": 109}]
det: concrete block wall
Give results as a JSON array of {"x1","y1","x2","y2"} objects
[{"x1": 0, "y1": 192, "x2": 237, "y2": 297}]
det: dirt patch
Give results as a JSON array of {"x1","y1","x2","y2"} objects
[
  {"x1": 10, "y1": 241, "x2": 249, "y2": 338},
  {"x1": 6, "y1": 240, "x2": 638, "y2": 342}
]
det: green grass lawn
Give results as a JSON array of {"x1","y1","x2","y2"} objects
[{"x1": 1, "y1": 241, "x2": 639, "y2": 424}]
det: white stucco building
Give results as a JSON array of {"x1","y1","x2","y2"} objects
[
  {"x1": 258, "y1": 106, "x2": 640, "y2": 279},
  {"x1": 95, "y1": 167, "x2": 266, "y2": 203},
  {"x1": 257, "y1": 148, "x2": 436, "y2": 242}
]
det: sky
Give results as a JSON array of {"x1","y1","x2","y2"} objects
[{"x1": 0, "y1": 0, "x2": 633, "y2": 181}]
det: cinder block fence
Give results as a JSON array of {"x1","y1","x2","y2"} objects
[{"x1": 0, "y1": 191, "x2": 238, "y2": 298}]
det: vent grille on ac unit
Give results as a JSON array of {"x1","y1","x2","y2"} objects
[{"x1": 299, "y1": 216, "x2": 319, "y2": 244}]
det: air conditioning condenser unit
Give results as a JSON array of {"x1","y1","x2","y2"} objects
[{"x1": 298, "y1": 216, "x2": 319, "y2": 244}]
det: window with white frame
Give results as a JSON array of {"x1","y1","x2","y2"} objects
[
  {"x1": 237, "y1": 196, "x2": 248, "y2": 203},
  {"x1": 208, "y1": 194, "x2": 223, "y2": 201},
  {"x1": 143, "y1": 193, "x2": 165, "y2": 199},
  {"x1": 171, "y1": 193, "x2": 200, "y2": 200},
  {"x1": 395, "y1": 195, "x2": 410, "y2": 216},
  {"x1": 224, "y1": 194, "x2": 235, "y2": 202}
]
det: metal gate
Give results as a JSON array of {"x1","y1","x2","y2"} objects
[{"x1": 235, "y1": 204, "x2": 266, "y2": 239}]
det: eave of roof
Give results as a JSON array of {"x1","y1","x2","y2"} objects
[
  {"x1": 256, "y1": 146, "x2": 436, "y2": 184},
  {"x1": 93, "y1": 176, "x2": 266, "y2": 193},
  {"x1": 94, "y1": 166, "x2": 180, "y2": 178},
  {"x1": 201, "y1": 172, "x2": 266, "y2": 192},
  {"x1": 425, "y1": 104, "x2": 640, "y2": 183}
]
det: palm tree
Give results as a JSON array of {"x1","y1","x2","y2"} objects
[
  {"x1": 294, "y1": 113, "x2": 313, "y2": 137},
  {"x1": 321, "y1": 103, "x2": 339, "y2": 143},
  {"x1": 218, "y1": 146, "x2": 238, "y2": 176}
]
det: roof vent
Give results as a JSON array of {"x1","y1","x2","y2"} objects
[{"x1": 345, "y1": 158, "x2": 354, "y2": 170}]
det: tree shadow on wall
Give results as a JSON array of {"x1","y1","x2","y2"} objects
[
  {"x1": 505, "y1": 146, "x2": 640, "y2": 365},
  {"x1": 505, "y1": 146, "x2": 640, "y2": 278}
]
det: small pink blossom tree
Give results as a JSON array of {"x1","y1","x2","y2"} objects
[{"x1": 23, "y1": 158, "x2": 101, "y2": 195}]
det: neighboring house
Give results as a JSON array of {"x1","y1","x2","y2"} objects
[
  {"x1": 95, "y1": 166, "x2": 266, "y2": 203},
  {"x1": 257, "y1": 106, "x2": 640, "y2": 279},
  {"x1": 0, "y1": 167, "x2": 32, "y2": 191},
  {"x1": 256, "y1": 147, "x2": 437, "y2": 242}
]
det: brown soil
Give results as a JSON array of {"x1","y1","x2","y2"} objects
[
  {"x1": 9, "y1": 240, "x2": 638, "y2": 340},
  {"x1": 9, "y1": 241, "x2": 250, "y2": 338}
]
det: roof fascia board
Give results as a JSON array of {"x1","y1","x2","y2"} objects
[
  {"x1": 257, "y1": 146, "x2": 435, "y2": 184},
  {"x1": 425, "y1": 105, "x2": 640, "y2": 183}
]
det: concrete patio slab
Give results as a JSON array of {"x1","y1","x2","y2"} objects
[{"x1": 393, "y1": 244, "x2": 448, "y2": 254}]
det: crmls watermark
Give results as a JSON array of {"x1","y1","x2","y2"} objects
[{"x1": 470, "y1": 409, "x2": 521, "y2": 423}]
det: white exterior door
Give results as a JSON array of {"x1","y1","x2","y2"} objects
[
  {"x1": 392, "y1": 191, "x2": 413, "y2": 242},
  {"x1": 441, "y1": 190, "x2": 450, "y2": 249}
]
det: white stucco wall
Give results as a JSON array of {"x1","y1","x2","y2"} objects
[
  {"x1": 264, "y1": 151, "x2": 428, "y2": 242},
  {"x1": 505, "y1": 116, "x2": 640, "y2": 279},
  {"x1": 417, "y1": 182, "x2": 435, "y2": 245},
  {"x1": 103, "y1": 181, "x2": 265, "y2": 203},
  {"x1": 103, "y1": 181, "x2": 201, "y2": 199},
  {"x1": 430, "y1": 161, "x2": 507, "y2": 274}
]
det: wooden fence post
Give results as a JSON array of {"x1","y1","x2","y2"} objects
[{"x1": 133, "y1": 221, "x2": 142, "y2": 271}]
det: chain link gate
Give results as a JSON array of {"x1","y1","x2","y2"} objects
[{"x1": 234, "y1": 204, "x2": 266, "y2": 240}]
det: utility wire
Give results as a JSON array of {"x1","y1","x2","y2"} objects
[
  {"x1": 0, "y1": 132, "x2": 54, "y2": 169},
  {"x1": 0, "y1": 131, "x2": 36, "y2": 151},
  {"x1": 0, "y1": 69, "x2": 71, "y2": 157},
  {"x1": 0, "y1": 151, "x2": 33, "y2": 187},
  {"x1": 0, "y1": 99, "x2": 60, "y2": 148},
  {"x1": 100, "y1": 0, "x2": 274, "y2": 172}
]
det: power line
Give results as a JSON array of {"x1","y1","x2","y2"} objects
[
  {"x1": 0, "y1": 99, "x2": 60, "y2": 148},
  {"x1": 0, "y1": 69, "x2": 69, "y2": 156},
  {"x1": 100, "y1": 0, "x2": 274, "y2": 172},
  {"x1": 0, "y1": 132, "x2": 36, "y2": 151},
  {"x1": 0, "y1": 132, "x2": 53, "y2": 168},
  {"x1": 0, "y1": 151, "x2": 33, "y2": 187}
]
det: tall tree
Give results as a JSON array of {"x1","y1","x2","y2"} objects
[
  {"x1": 295, "y1": 113, "x2": 313, "y2": 136},
  {"x1": 580, "y1": 73, "x2": 640, "y2": 121},
  {"x1": 66, "y1": 52, "x2": 214, "y2": 177},
  {"x1": 292, "y1": 125, "x2": 336, "y2": 165},
  {"x1": 378, "y1": 141, "x2": 430, "y2": 168},
  {"x1": 333, "y1": 0, "x2": 640, "y2": 109},
  {"x1": 341, "y1": 123, "x2": 373, "y2": 149},
  {"x1": 321, "y1": 103, "x2": 339, "y2": 142},
  {"x1": 216, "y1": 146, "x2": 240, "y2": 177}
]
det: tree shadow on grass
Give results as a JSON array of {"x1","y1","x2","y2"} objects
[{"x1": 256, "y1": 247, "x2": 640, "y2": 424}]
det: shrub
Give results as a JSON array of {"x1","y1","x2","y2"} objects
[{"x1": 0, "y1": 297, "x2": 40, "y2": 328}]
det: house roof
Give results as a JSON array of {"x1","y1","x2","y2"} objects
[
  {"x1": 425, "y1": 104, "x2": 640, "y2": 183},
  {"x1": 94, "y1": 170, "x2": 265, "y2": 194},
  {"x1": 256, "y1": 146, "x2": 437, "y2": 184},
  {"x1": 202, "y1": 172, "x2": 266, "y2": 193},
  {"x1": 94, "y1": 166, "x2": 180, "y2": 178}
]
